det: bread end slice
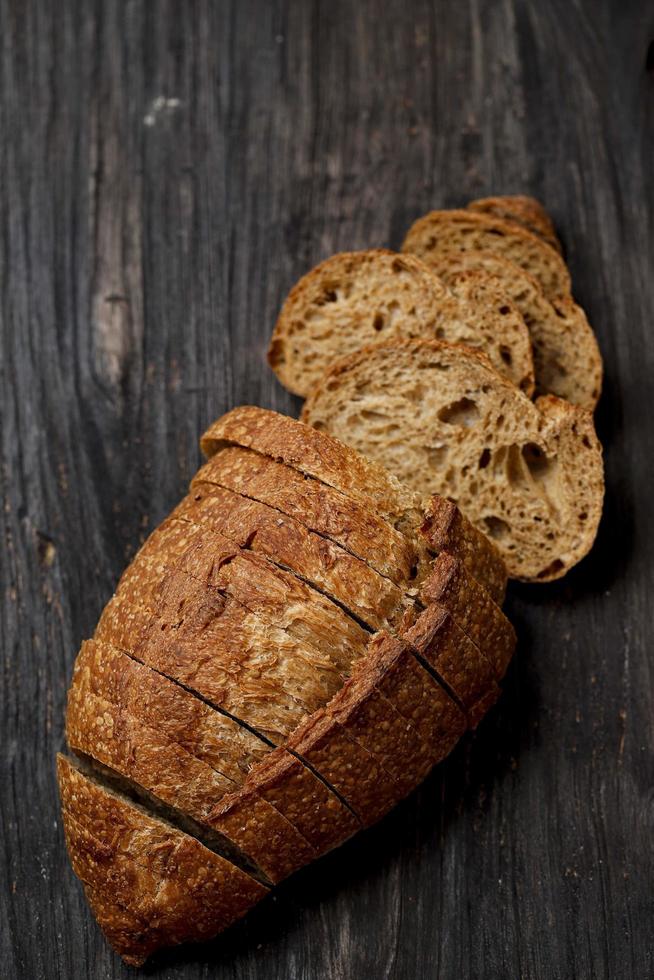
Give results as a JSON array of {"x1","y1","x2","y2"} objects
[{"x1": 467, "y1": 195, "x2": 562, "y2": 253}]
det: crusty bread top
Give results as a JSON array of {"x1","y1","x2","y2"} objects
[
  {"x1": 268, "y1": 249, "x2": 534, "y2": 395},
  {"x1": 402, "y1": 209, "x2": 571, "y2": 300},
  {"x1": 429, "y1": 249, "x2": 602, "y2": 410},
  {"x1": 467, "y1": 195, "x2": 562, "y2": 253},
  {"x1": 301, "y1": 339, "x2": 604, "y2": 582},
  {"x1": 200, "y1": 405, "x2": 426, "y2": 537},
  {"x1": 193, "y1": 445, "x2": 418, "y2": 586},
  {"x1": 57, "y1": 755, "x2": 268, "y2": 966}
]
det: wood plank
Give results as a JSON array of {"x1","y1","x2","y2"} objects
[{"x1": 1, "y1": 0, "x2": 652, "y2": 976}]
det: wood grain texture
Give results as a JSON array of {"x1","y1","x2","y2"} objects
[{"x1": 1, "y1": 0, "x2": 652, "y2": 977}]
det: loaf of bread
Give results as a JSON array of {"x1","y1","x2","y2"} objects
[
  {"x1": 301, "y1": 340, "x2": 604, "y2": 581},
  {"x1": 58, "y1": 408, "x2": 515, "y2": 965}
]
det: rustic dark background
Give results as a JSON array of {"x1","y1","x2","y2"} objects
[{"x1": 1, "y1": 1, "x2": 652, "y2": 977}]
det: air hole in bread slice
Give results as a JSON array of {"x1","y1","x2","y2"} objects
[
  {"x1": 426, "y1": 446, "x2": 448, "y2": 469},
  {"x1": 437, "y1": 397, "x2": 479, "y2": 428},
  {"x1": 484, "y1": 516, "x2": 510, "y2": 540},
  {"x1": 521, "y1": 443, "x2": 553, "y2": 481},
  {"x1": 537, "y1": 559, "x2": 564, "y2": 579}
]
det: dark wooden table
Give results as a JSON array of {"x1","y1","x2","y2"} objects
[{"x1": 1, "y1": 2, "x2": 652, "y2": 977}]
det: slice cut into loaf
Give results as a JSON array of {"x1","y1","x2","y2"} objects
[
  {"x1": 200, "y1": 407, "x2": 507, "y2": 601},
  {"x1": 57, "y1": 755, "x2": 268, "y2": 966},
  {"x1": 467, "y1": 195, "x2": 562, "y2": 253},
  {"x1": 429, "y1": 250, "x2": 602, "y2": 410},
  {"x1": 172, "y1": 483, "x2": 415, "y2": 632},
  {"x1": 268, "y1": 249, "x2": 534, "y2": 395},
  {"x1": 194, "y1": 445, "x2": 417, "y2": 587},
  {"x1": 301, "y1": 339, "x2": 604, "y2": 581},
  {"x1": 402, "y1": 209, "x2": 571, "y2": 300}
]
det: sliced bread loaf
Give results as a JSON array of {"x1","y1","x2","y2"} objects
[
  {"x1": 301, "y1": 339, "x2": 604, "y2": 581},
  {"x1": 467, "y1": 195, "x2": 562, "y2": 252},
  {"x1": 402, "y1": 209, "x2": 571, "y2": 300},
  {"x1": 428, "y1": 250, "x2": 602, "y2": 410},
  {"x1": 268, "y1": 249, "x2": 534, "y2": 394}
]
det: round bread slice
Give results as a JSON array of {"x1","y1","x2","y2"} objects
[
  {"x1": 431, "y1": 250, "x2": 602, "y2": 410},
  {"x1": 301, "y1": 339, "x2": 604, "y2": 582},
  {"x1": 467, "y1": 195, "x2": 562, "y2": 253},
  {"x1": 268, "y1": 249, "x2": 534, "y2": 396},
  {"x1": 402, "y1": 209, "x2": 571, "y2": 300}
]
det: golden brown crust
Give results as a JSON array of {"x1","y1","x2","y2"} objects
[
  {"x1": 73, "y1": 640, "x2": 268, "y2": 781},
  {"x1": 350, "y1": 631, "x2": 469, "y2": 745},
  {"x1": 125, "y1": 517, "x2": 370, "y2": 676},
  {"x1": 67, "y1": 673, "x2": 316, "y2": 885},
  {"x1": 287, "y1": 630, "x2": 466, "y2": 825},
  {"x1": 225, "y1": 747, "x2": 361, "y2": 854},
  {"x1": 419, "y1": 554, "x2": 516, "y2": 679},
  {"x1": 199, "y1": 406, "x2": 425, "y2": 537},
  {"x1": 331, "y1": 633, "x2": 466, "y2": 789},
  {"x1": 58, "y1": 756, "x2": 268, "y2": 965},
  {"x1": 70, "y1": 640, "x2": 355, "y2": 881},
  {"x1": 80, "y1": 882, "x2": 163, "y2": 967},
  {"x1": 131, "y1": 569, "x2": 345, "y2": 744},
  {"x1": 467, "y1": 195, "x2": 562, "y2": 252},
  {"x1": 401, "y1": 604, "x2": 500, "y2": 728},
  {"x1": 173, "y1": 483, "x2": 412, "y2": 631},
  {"x1": 420, "y1": 495, "x2": 507, "y2": 605},
  {"x1": 287, "y1": 710, "x2": 400, "y2": 826},
  {"x1": 193, "y1": 446, "x2": 417, "y2": 585},
  {"x1": 402, "y1": 209, "x2": 571, "y2": 299}
]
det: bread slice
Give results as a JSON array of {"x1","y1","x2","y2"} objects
[
  {"x1": 439, "y1": 270, "x2": 534, "y2": 393},
  {"x1": 402, "y1": 209, "x2": 571, "y2": 300},
  {"x1": 467, "y1": 195, "x2": 562, "y2": 252},
  {"x1": 194, "y1": 445, "x2": 418, "y2": 586},
  {"x1": 66, "y1": 664, "x2": 318, "y2": 884},
  {"x1": 200, "y1": 405, "x2": 427, "y2": 536},
  {"x1": 200, "y1": 407, "x2": 507, "y2": 600},
  {"x1": 301, "y1": 339, "x2": 604, "y2": 581},
  {"x1": 57, "y1": 755, "x2": 268, "y2": 966},
  {"x1": 428, "y1": 250, "x2": 602, "y2": 410},
  {"x1": 268, "y1": 249, "x2": 534, "y2": 395},
  {"x1": 70, "y1": 641, "x2": 361, "y2": 872},
  {"x1": 173, "y1": 483, "x2": 415, "y2": 632},
  {"x1": 286, "y1": 631, "x2": 466, "y2": 825}
]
